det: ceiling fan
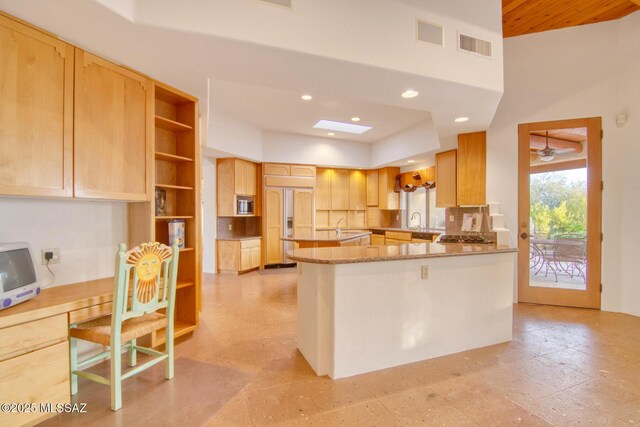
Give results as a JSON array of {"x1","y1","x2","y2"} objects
[{"x1": 531, "y1": 131, "x2": 581, "y2": 162}]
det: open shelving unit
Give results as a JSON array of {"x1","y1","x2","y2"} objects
[{"x1": 129, "y1": 81, "x2": 201, "y2": 347}]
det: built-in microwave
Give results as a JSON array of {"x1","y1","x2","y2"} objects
[{"x1": 237, "y1": 198, "x2": 254, "y2": 215}]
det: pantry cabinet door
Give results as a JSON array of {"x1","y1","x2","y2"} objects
[
  {"x1": 74, "y1": 49, "x2": 152, "y2": 201},
  {"x1": 0, "y1": 15, "x2": 73, "y2": 197}
]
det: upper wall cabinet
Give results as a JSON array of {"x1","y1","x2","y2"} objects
[
  {"x1": 217, "y1": 158, "x2": 260, "y2": 217},
  {"x1": 349, "y1": 170, "x2": 366, "y2": 211},
  {"x1": 378, "y1": 167, "x2": 400, "y2": 210},
  {"x1": 0, "y1": 15, "x2": 74, "y2": 197},
  {"x1": 73, "y1": 49, "x2": 152, "y2": 201},
  {"x1": 366, "y1": 170, "x2": 379, "y2": 206},
  {"x1": 435, "y1": 150, "x2": 457, "y2": 208},
  {"x1": 457, "y1": 131, "x2": 486, "y2": 206}
]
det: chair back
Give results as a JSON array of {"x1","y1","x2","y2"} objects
[
  {"x1": 553, "y1": 234, "x2": 586, "y2": 261},
  {"x1": 112, "y1": 242, "x2": 179, "y2": 324}
]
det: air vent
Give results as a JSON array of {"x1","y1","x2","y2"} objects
[
  {"x1": 416, "y1": 19, "x2": 444, "y2": 46},
  {"x1": 261, "y1": 0, "x2": 292, "y2": 7},
  {"x1": 458, "y1": 33, "x2": 492, "y2": 58}
]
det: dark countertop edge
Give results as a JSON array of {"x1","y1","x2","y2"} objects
[
  {"x1": 287, "y1": 246, "x2": 518, "y2": 264},
  {"x1": 217, "y1": 236, "x2": 262, "y2": 241},
  {"x1": 281, "y1": 231, "x2": 372, "y2": 243}
]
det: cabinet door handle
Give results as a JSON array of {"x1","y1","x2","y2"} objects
[{"x1": 520, "y1": 232, "x2": 528, "y2": 240}]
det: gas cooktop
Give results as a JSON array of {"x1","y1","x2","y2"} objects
[{"x1": 437, "y1": 234, "x2": 495, "y2": 244}]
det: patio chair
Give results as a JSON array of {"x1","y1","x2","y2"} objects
[{"x1": 545, "y1": 234, "x2": 587, "y2": 283}]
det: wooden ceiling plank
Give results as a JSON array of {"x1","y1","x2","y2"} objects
[
  {"x1": 504, "y1": 0, "x2": 640, "y2": 37},
  {"x1": 502, "y1": 0, "x2": 531, "y2": 16},
  {"x1": 505, "y1": 0, "x2": 591, "y2": 37}
]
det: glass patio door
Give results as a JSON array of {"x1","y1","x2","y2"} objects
[{"x1": 517, "y1": 118, "x2": 602, "y2": 309}]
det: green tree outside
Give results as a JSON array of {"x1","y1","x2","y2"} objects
[{"x1": 530, "y1": 170, "x2": 587, "y2": 237}]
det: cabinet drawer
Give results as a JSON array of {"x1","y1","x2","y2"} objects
[
  {"x1": 264, "y1": 163, "x2": 291, "y2": 176},
  {"x1": 240, "y1": 239, "x2": 261, "y2": 249},
  {"x1": 0, "y1": 341, "x2": 70, "y2": 426},
  {"x1": 290, "y1": 165, "x2": 316, "y2": 177},
  {"x1": 386, "y1": 231, "x2": 412, "y2": 241},
  {"x1": 412, "y1": 238, "x2": 431, "y2": 244},
  {"x1": 0, "y1": 314, "x2": 67, "y2": 361}
]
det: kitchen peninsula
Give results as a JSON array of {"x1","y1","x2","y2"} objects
[
  {"x1": 281, "y1": 230, "x2": 371, "y2": 248},
  {"x1": 288, "y1": 243, "x2": 517, "y2": 379}
]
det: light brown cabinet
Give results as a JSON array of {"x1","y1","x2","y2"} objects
[
  {"x1": 217, "y1": 239, "x2": 261, "y2": 274},
  {"x1": 74, "y1": 49, "x2": 152, "y2": 201},
  {"x1": 436, "y1": 150, "x2": 457, "y2": 208},
  {"x1": 234, "y1": 159, "x2": 257, "y2": 196},
  {"x1": 293, "y1": 189, "x2": 314, "y2": 235},
  {"x1": 0, "y1": 15, "x2": 74, "y2": 198},
  {"x1": 378, "y1": 167, "x2": 400, "y2": 210},
  {"x1": 331, "y1": 169, "x2": 350, "y2": 210},
  {"x1": 264, "y1": 188, "x2": 283, "y2": 265},
  {"x1": 457, "y1": 131, "x2": 486, "y2": 206},
  {"x1": 217, "y1": 158, "x2": 259, "y2": 216},
  {"x1": 366, "y1": 170, "x2": 379, "y2": 206},
  {"x1": 370, "y1": 234, "x2": 385, "y2": 245},
  {"x1": 291, "y1": 165, "x2": 316, "y2": 177},
  {"x1": 315, "y1": 168, "x2": 332, "y2": 210},
  {"x1": 349, "y1": 170, "x2": 367, "y2": 210}
]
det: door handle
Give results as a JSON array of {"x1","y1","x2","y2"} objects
[{"x1": 520, "y1": 232, "x2": 529, "y2": 240}]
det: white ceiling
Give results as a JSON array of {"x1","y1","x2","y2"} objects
[
  {"x1": 210, "y1": 80, "x2": 429, "y2": 143},
  {"x1": 0, "y1": 0, "x2": 504, "y2": 153}
]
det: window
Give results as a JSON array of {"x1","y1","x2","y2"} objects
[{"x1": 403, "y1": 187, "x2": 445, "y2": 230}]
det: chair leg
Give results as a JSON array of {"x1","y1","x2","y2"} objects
[
  {"x1": 165, "y1": 326, "x2": 174, "y2": 380},
  {"x1": 128, "y1": 338, "x2": 137, "y2": 367},
  {"x1": 69, "y1": 337, "x2": 78, "y2": 395},
  {"x1": 110, "y1": 344, "x2": 122, "y2": 411}
]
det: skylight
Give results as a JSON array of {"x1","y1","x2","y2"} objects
[{"x1": 313, "y1": 120, "x2": 372, "y2": 135}]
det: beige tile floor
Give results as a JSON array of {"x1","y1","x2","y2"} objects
[{"x1": 43, "y1": 268, "x2": 640, "y2": 426}]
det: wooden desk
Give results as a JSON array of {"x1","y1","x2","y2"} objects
[{"x1": 0, "y1": 277, "x2": 114, "y2": 427}]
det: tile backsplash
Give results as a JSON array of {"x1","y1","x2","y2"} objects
[
  {"x1": 217, "y1": 216, "x2": 262, "y2": 239},
  {"x1": 445, "y1": 206, "x2": 492, "y2": 235}
]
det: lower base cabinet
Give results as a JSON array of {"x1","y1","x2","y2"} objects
[
  {"x1": 0, "y1": 314, "x2": 70, "y2": 427},
  {"x1": 370, "y1": 234, "x2": 385, "y2": 245},
  {"x1": 217, "y1": 239, "x2": 261, "y2": 274}
]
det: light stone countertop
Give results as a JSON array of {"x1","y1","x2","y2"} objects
[
  {"x1": 216, "y1": 236, "x2": 262, "y2": 241},
  {"x1": 281, "y1": 230, "x2": 371, "y2": 243},
  {"x1": 287, "y1": 242, "x2": 517, "y2": 264}
]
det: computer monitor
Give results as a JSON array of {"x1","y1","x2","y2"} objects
[{"x1": 0, "y1": 242, "x2": 41, "y2": 310}]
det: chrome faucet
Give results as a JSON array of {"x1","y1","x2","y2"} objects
[
  {"x1": 410, "y1": 212, "x2": 422, "y2": 230},
  {"x1": 335, "y1": 218, "x2": 346, "y2": 236}
]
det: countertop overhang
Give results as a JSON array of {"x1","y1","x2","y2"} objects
[
  {"x1": 287, "y1": 242, "x2": 517, "y2": 264},
  {"x1": 281, "y1": 230, "x2": 371, "y2": 243}
]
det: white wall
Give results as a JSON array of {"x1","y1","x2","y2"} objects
[
  {"x1": 371, "y1": 118, "x2": 441, "y2": 167},
  {"x1": 206, "y1": 109, "x2": 263, "y2": 161},
  {"x1": 201, "y1": 158, "x2": 217, "y2": 274},
  {"x1": 134, "y1": 0, "x2": 503, "y2": 93},
  {"x1": 487, "y1": 13, "x2": 640, "y2": 315},
  {"x1": 0, "y1": 198, "x2": 127, "y2": 287},
  {"x1": 262, "y1": 131, "x2": 371, "y2": 168}
]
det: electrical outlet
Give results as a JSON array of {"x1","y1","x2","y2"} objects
[
  {"x1": 421, "y1": 265, "x2": 429, "y2": 279},
  {"x1": 449, "y1": 215, "x2": 455, "y2": 222},
  {"x1": 41, "y1": 248, "x2": 60, "y2": 265},
  {"x1": 228, "y1": 224, "x2": 232, "y2": 231}
]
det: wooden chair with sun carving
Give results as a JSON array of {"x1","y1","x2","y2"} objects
[{"x1": 69, "y1": 242, "x2": 179, "y2": 411}]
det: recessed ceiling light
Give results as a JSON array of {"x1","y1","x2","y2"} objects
[
  {"x1": 454, "y1": 116, "x2": 469, "y2": 123},
  {"x1": 351, "y1": 117, "x2": 361, "y2": 122},
  {"x1": 407, "y1": 160, "x2": 416, "y2": 163},
  {"x1": 401, "y1": 90, "x2": 419, "y2": 99},
  {"x1": 327, "y1": 132, "x2": 335, "y2": 136},
  {"x1": 313, "y1": 120, "x2": 372, "y2": 135},
  {"x1": 301, "y1": 94, "x2": 313, "y2": 101}
]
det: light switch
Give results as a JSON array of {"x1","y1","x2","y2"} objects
[
  {"x1": 449, "y1": 215, "x2": 455, "y2": 222},
  {"x1": 228, "y1": 224, "x2": 232, "y2": 231}
]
